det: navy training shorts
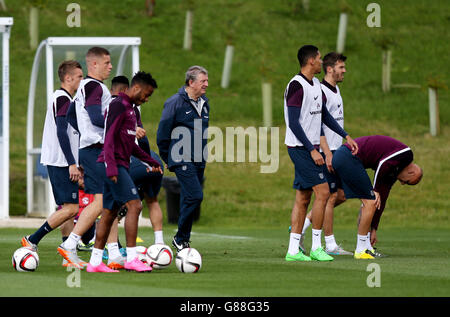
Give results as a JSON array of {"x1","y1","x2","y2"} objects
[
  {"x1": 129, "y1": 150, "x2": 164, "y2": 199},
  {"x1": 79, "y1": 146, "x2": 104, "y2": 195},
  {"x1": 97, "y1": 162, "x2": 140, "y2": 210},
  {"x1": 287, "y1": 146, "x2": 328, "y2": 190},
  {"x1": 321, "y1": 151, "x2": 342, "y2": 194},
  {"x1": 47, "y1": 165, "x2": 79, "y2": 205},
  {"x1": 332, "y1": 145, "x2": 375, "y2": 200}
]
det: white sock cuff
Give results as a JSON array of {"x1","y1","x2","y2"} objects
[
  {"x1": 302, "y1": 218, "x2": 311, "y2": 234},
  {"x1": 324, "y1": 234, "x2": 338, "y2": 250},
  {"x1": 288, "y1": 233, "x2": 302, "y2": 255},
  {"x1": 108, "y1": 243, "x2": 121, "y2": 259},
  {"x1": 356, "y1": 234, "x2": 368, "y2": 253},
  {"x1": 357, "y1": 234, "x2": 367, "y2": 240},
  {"x1": 90, "y1": 248, "x2": 104, "y2": 266},
  {"x1": 154, "y1": 231, "x2": 164, "y2": 244},
  {"x1": 311, "y1": 229, "x2": 322, "y2": 251},
  {"x1": 64, "y1": 232, "x2": 81, "y2": 250},
  {"x1": 126, "y1": 247, "x2": 137, "y2": 263},
  {"x1": 108, "y1": 242, "x2": 119, "y2": 249},
  {"x1": 324, "y1": 234, "x2": 336, "y2": 243}
]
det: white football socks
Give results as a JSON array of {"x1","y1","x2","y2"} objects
[
  {"x1": 154, "y1": 231, "x2": 164, "y2": 245},
  {"x1": 107, "y1": 242, "x2": 121, "y2": 259},
  {"x1": 90, "y1": 248, "x2": 104, "y2": 267},
  {"x1": 288, "y1": 233, "x2": 301, "y2": 255},
  {"x1": 302, "y1": 217, "x2": 311, "y2": 235},
  {"x1": 63, "y1": 232, "x2": 81, "y2": 250},
  {"x1": 126, "y1": 247, "x2": 137, "y2": 263},
  {"x1": 356, "y1": 234, "x2": 368, "y2": 253},
  {"x1": 325, "y1": 234, "x2": 338, "y2": 251},
  {"x1": 311, "y1": 229, "x2": 322, "y2": 251}
]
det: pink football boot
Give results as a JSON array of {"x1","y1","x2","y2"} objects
[
  {"x1": 86, "y1": 262, "x2": 120, "y2": 273},
  {"x1": 124, "y1": 258, "x2": 153, "y2": 272}
]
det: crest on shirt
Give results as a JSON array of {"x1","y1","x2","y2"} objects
[{"x1": 82, "y1": 197, "x2": 90, "y2": 205}]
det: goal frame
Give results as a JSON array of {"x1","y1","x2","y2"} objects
[
  {"x1": 0, "y1": 17, "x2": 13, "y2": 219},
  {"x1": 26, "y1": 37, "x2": 141, "y2": 217}
]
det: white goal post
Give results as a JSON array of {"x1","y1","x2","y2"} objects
[
  {"x1": 26, "y1": 37, "x2": 141, "y2": 218},
  {"x1": 0, "y1": 17, "x2": 13, "y2": 219}
]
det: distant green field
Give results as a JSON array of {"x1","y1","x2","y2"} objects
[
  {"x1": 1, "y1": 0, "x2": 449, "y2": 304},
  {"x1": 3, "y1": 0, "x2": 449, "y2": 226},
  {"x1": 1, "y1": 227, "x2": 449, "y2": 297}
]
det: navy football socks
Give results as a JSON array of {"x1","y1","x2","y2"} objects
[{"x1": 29, "y1": 221, "x2": 53, "y2": 245}]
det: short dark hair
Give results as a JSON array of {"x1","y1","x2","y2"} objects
[
  {"x1": 131, "y1": 71, "x2": 158, "y2": 89},
  {"x1": 58, "y1": 60, "x2": 82, "y2": 82},
  {"x1": 297, "y1": 45, "x2": 319, "y2": 67},
  {"x1": 322, "y1": 52, "x2": 347, "y2": 74},
  {"x1": 111, "y1": 75, "x2": 129, "y2": 90},
  {"x1": 86, "y1": 46, "x2": 110, "y2": 59}
]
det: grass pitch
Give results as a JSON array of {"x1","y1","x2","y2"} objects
[
  {"x1": 1, "y1": 226, "x2": 449, "y2": 297},
  {"x1": 1, "y1": 0, "x2": 449, "y2": 304}
]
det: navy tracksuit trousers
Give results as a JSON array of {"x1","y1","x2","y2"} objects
[{"x1": 173, "y1": 163, "x2": 205, "y2": 243}]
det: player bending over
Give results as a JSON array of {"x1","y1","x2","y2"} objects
[{"x1": 332, "y1": 135, "x2": 422, "y2": 259}]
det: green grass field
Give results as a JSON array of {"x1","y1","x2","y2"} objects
[
  {"x1": 4, "y1": 0, "x2": 450, "y2": 222},
  {"x1": 1, "y1": 226, "x2": 449, "y2": 297},
  {"x1": 1, "y1": 0, "x2": 449, "y2": 302}
]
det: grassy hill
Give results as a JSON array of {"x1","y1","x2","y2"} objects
[{"x1": 2, "y1": 0, "x2": 449, "y2": 229}]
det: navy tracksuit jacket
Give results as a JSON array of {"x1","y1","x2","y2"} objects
[{"x1": 157, "y1": 86, "x2": 209, "y2": 243}]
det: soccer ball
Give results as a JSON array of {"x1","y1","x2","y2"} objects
[
  {"x1": 136, "y1": 246, "x2": 148, "y2": 263},
  {"x1": 146, "y1": 244, "x2": 173, "y2": 269},
  {"x1": 12, "y1": 247, "x2": 39, "y2": 272},
  {"x1": 175, "y1": 248, "x2": 202, "y2": 273}
]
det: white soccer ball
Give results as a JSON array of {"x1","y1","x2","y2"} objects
[
  {"x1": 12, "y1": 247, "x2": 39, "y2": 272},
  {"x1": 175, "y1": 248, "x2": 202, "y2": 273},
  {"x1": 146, "y1": 244, "x2": 173, "y2": 269},
  {"x1": 136, "y1": 246, "x2": 148, "y2": 263}
]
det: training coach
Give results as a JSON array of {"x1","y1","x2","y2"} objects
[{"x1": 157, "y1": 65, "x2": 210, "y2": 253}]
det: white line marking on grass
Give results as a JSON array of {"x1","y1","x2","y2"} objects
[{"x1": 176, "y1": 230, "x2": 255, "y2": 240}]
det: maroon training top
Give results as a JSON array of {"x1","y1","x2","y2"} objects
[{"x1": 344, "y1": 135, "x2": 413, "y2": 229}]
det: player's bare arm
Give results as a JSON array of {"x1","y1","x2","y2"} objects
[
  {"x1": 68, "y1": 164, "x2": 81, "y2": 182},
  {"x1": 310, "y1": 149, "x2": 325, "y2": 166},
  {"x1": 345, "y1": 135, "x2": 358, "y2": 155},
  {"x1": 320, "y1": 135, "x2": 333, "y2": 173}
]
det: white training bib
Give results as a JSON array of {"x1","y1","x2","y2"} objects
[
  {"x1": 284, "y1": 74, "x2": 323, "y2": 147},
  {"x1": 320, "y1": 83, "x2": 344, "y2": 151},
  {"x1": 41, "y1": 89, "x2": 79, "y2": 167},
  {"x1": 74, "y1": 77, "x2": 111, "y2": 149}
]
